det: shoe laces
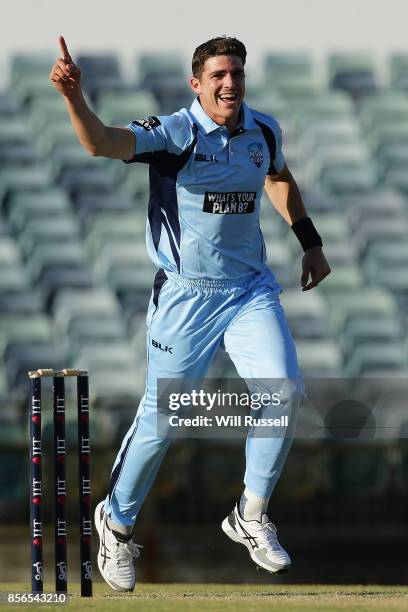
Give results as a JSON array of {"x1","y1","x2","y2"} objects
[
  {"x1": 113, "y1": 540, "x2": 143, "y2": 567},
  {"x1": 260, "y1": 522, "x2": 281, "y2": 550}
]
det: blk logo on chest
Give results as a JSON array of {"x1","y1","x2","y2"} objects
[
  {"x1": 152, "y1": 339, "x2": 173, "y2": 354},
  {"x1": 195, "y1": 153, "x2": 219, "y2": 162}
]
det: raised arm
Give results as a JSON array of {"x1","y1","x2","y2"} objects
[{"x1": 49, "y1": 36, "x2": 135, "y2": 160}]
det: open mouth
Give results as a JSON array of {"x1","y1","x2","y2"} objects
[{"x1": 218, "y1": 92, "x2": 239, "y2": 106}]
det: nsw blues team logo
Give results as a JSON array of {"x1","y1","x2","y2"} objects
[{"x1": 248, "y1": 142, "x2": 264, "y2": 168}]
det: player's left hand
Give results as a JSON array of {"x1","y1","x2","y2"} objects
[{"x1": 301, "y1": 247, "x2": 331, "y2": 291}]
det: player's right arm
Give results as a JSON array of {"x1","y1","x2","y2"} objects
[{"x1": 49, "y1": 36, "x2": 135, "y2": 160}]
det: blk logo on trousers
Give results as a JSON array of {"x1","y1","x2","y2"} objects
[{"x1": 152, "y1": 339, "x2": 173, "y2": 354}]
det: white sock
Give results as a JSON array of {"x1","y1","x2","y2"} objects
[
  {"x1": 107, "y1": 518, "x2": 133, "y2": 537},
  {"x1": 239, "y1": 487, "x2": 270, "y2": 522}
]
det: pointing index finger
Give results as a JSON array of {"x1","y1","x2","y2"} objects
[{"x1": 58, "y1": 35, "x2": 72, "y2": 62}]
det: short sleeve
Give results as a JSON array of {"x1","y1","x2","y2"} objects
[
  {"x1": 124, "y1": 116, "x2": 167, "y2": 162},
  {"x1": 123, "y1": 113, "x2": 193, "y2": 163}
]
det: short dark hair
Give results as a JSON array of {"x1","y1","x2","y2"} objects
[{"x1": 192, "y1": 36, "x2": 247, "y2": 79}]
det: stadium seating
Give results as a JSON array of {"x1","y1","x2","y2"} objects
[
  {"x1": 328, "y1": 52, "x2": 378, "y2": 100},
  {"x1": 3, "y1": 49, "x2": 408, "y2": 531},
  {"x1": 389, "y1": 53, "x2": 408, "y2": 91},
  {"x1": 0, "y1": 48, "x2": 407, "y2": 437}
]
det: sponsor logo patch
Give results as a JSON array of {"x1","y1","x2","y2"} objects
[
  {"x1": 132, "y1": 116, "x2": 161, "y2": 131},
  {"x1": 203, "y1": 192, "x2": 256, "y2": 214},
  {"x1": 248, "y1": 142, "x2": 264, "y2": 168}
]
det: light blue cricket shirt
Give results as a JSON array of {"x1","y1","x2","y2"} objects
[{"x1": 125, "y1": 97, "x2": 285, "y2": 280}]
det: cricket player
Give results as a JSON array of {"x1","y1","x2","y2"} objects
[{"x1": 50, "y1": 35, "x2": 330, "y2": 591}]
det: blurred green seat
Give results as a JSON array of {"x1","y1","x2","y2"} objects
[
  {"x1": 300, "y1": 119, "x2": 362, "y2": 150},
  {"x1": 26, "y1": 242, "x2": 87, "y2": 282},
  {"x1": 390, "y1": 53, "x2": 408, "y2": 89},
  {"x1": 53, "y1": 288, "x2": 121, "y2": 331},
  {"x1": 319, "y1": 264, "x2": 364, "y2": 294},
  {"x1": 280, "y1": 289, "x2": 329, "y2": 339},
  {"x1": 13, "y1": 76, "x2": 60, "y2": 105},
  {"x1": 328, "y1": 53, "x2": 378, "y2": 100},
  {"x1": 30, "y1": 100, "x2": 69, "y2": 131},
  {"x1": 7, "y1": 189, "x2": 71, "y2": 233},
  {"x1": 364, "y1": 242, "x2": 408, "y2": 273},
  {"x1": 107, "y1": 267, "x2": 154, "y2": 296},
  {"x1": 11, "y1": 53, "x2": 54, "y2": 82},
  {"x1": 341, "y1": 317, "x2": 401, "y2": 359},
  {"x1": 265, "y1": 53, "x2": 313, "y2": 79},
  {"x1": 36, "y1": 122, "x2": 79, "y2": 155},
  {"x1": 327, "y1": 289, "x2": 397, "y2": 335},
  {"x1": 0, "y1": 267, "x2": 30, "y2": 291},
  {"x1": 86, "y1": 214, "x2": 146, "y2": 256},
  {"x1": 328, "y1": 52, "x2": 375, "y2": 79},
  {"x1": 121, "y1": 165, "x2": 150, "y2": 200},
  {"x1": 294, "y1": 92, "x2": 354, "y2": 123},
  {"x1": 318, "y1": 164, "x2": 377, "y2": 194},
  {"x1": 313, "y1": 144, "x2": 370, "y2": 172},
  {"x1": 18, "y1": 216, "x2": 80, "y2": 257},
  {"x1": 345, "y1": 343, "x2": 406, "y2": 377},
  {"x1": 0, "y1": 117, "x2": 33, "y2": 145},
  {"x1": 367, "y1": 122, "x2": 408, "y2": 155},
  {"x1": 368, "y1": 268, "x2": 408, "y2": 297},
  {"x1": 75, "y1": 342, "x2": 138, "y2": 371},
  {"x1": 359, "y1": 92, "x2": 408, "y2": 128},
  {"x1": 323, "y1": 242, "x2": 358, "y2": 265},
  {"x1": 266, "y1": 75, "x2": 318, "y2": 99},
  {"x1": 345, "y1": 189, "x2": 405, "y2": 229},
  {"x1": 93, "y1": 242, "x2": 153, "y2": 282},
  {"x1": 0, "y1": 166, "x2": 53, "y2": 207},
  {"x1": 138, "y1": 53, "x2": 185, "y2": 82},
  {"x1": 66, "y1": 317, "x2": 127, "y2": 356},
  {"x1": 296, "y1": 340, "x2": 343, "y2": 376},
  {"x1": 50, "y1": 142, "x2": 96, "y2": 173},
  {"x1": 376, "y1": 143, "x2": 408, "y2": 173},
  {"x1": 244, "y1": 86, "x2": 285, "y2": 116},
  {"x1": 90, "y1": 368, "x2": 143, "y2": 402},
  {"x1": 383, "y1": 168, "x2": 408, "y2": 194},
  {"x1": 58, "y1": 165, "x2": 118, "y2": 197},
  {"x1": 97, "y1": 91, "x2": 159, "y2": 124},
  {"x1": 0, "y1": 238, "x2": 21, "y2": 266},
  {"x1": 354, "y1": 218, "x2": 408, "y2": 257},
  {"x1": 0, "y1": 314, "x2": 53, "y2": 353}
]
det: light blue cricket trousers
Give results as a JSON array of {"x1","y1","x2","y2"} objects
[{"x1": 105, "y1": 267, "x2": 303, "y2": 526}]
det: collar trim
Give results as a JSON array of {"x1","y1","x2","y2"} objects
[{"x1": 190, "y1": 97, "x2": 258, "y2": 134}]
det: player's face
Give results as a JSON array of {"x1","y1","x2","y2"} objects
[{"x1": 190, "y1": 55, "x2": 245, "y2": 132}]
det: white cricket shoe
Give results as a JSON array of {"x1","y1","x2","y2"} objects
[
  {"x1": 221, "y1": 503, "x2": 291, "y2": 573},
  {"x1": 94, "y1": 501, "x2": 142, "y2": 592}
]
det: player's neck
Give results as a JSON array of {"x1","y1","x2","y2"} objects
[{"x1": 198, "y1": 98, "x2": 242, "y2": 134}]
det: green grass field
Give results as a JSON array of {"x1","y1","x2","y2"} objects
[{"x1": 1, "y1": 583, "x2": 408, "y2": 611}]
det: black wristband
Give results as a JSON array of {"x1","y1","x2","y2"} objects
[{"x1": 291, "y1": 217, "x2": 323, "y2": 252}]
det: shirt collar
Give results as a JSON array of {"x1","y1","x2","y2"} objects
[{"x1": 190, "y1": 97, "x2": 257, "y2": 134}]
